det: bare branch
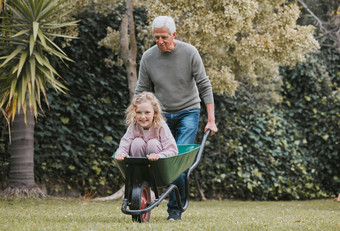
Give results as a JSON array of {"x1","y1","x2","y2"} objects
[
  {"x1": 297, "y1": 0, "x2": 325, "y2": 31},
  {"x1": 297, "y1": 0, "x2": 340, "y2": 48}
]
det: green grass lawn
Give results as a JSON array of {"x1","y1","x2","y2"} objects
[{"x1": 0, "y1": 197, "x2": 339, "y2": 230}]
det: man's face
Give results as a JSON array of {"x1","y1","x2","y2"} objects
[{"x1": 153, "y1": 27, "x2": 176, "y2": 52}]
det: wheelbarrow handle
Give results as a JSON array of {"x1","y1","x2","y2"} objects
[
  {"x1": 176, "y1": 129, "x2": 211, "y2": 212},
  {"x1": 189, "y1": 129, "x2": 211, "y2": 172}
]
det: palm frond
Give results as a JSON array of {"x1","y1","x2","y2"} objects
[
  {"x1": 12, "y1": 29, "x2": 30, "y2": 38},
  {"x1": 17, "y1": 50, "x2": 28, "y2": 77},
  {"x1": 36, "y1": 0, "x2": 68, "y2": 21},
  {"x1": 0, "y1": 0, "x2": 78, "y2": 123},
  {"x1": 0, "y1": 45, "x2": 24, "y2": 67},
  {"x1": 44, "y1": 21, "x2": 80, "y2": 29},
  {"x1": 6, "y1": 1, "x2": 33, "y2": 22},
  {"x1": 32, "y1": 21, "x2": 39, "y2": 41}
]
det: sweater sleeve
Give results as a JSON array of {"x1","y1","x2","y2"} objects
[
  {"x1": 115, "y1": 125, "x2": 135, "y2": 156},
  {"x1": 157, "y1": 124, "x2": 178, "y2": 158},
  {"x1": 135, "y1": 54, "x2": 153, "y2": 95},
  {"x1": 192, "y1": 48, "x2": 214, "y2": 104}
]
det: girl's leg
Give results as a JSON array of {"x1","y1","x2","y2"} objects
[
  {"x1": 130, "y1": 138, "x2": 147, "y2": 157},
  {"x1": 146, "y1": 139, "x2": 162, "y2": 154}
]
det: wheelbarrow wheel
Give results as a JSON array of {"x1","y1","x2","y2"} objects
[{"x1": 130, "y1": 181, "x2": 151, "y2": 222}]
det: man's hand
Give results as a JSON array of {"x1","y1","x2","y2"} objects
[
  {"x1": 205, "y1": 121, "x2": 218, "y2": 136},
  {"x1": 115, "y1": 153, "x2": 128, "y2": 161},
  {"x1": 147, "y1": 153, "x2": 160, "y2": 161}
]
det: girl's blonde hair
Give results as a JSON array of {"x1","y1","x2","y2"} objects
[{"x1": 125, "y1": 92, "x2": 165, "y2": 128}]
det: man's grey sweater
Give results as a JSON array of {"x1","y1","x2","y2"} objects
[{"x1": 135, "y1": 40, "x2": 214, "y2": 113}]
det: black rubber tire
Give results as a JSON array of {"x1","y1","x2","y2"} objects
[{"x1": 130, "y1": 181, "x2": 151, "y2": 222}]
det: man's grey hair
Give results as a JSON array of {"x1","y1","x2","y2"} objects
[{"x1": 152, "y1": 16, "x2": 176, "y2": 35}]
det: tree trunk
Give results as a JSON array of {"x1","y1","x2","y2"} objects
[
  {"x1": 195, "y1": 172, "x2": 207, "y2": 201},
  {"x1": 1, "y1": 112, "x2": 45, "y2": 197},
  {"x1": 120, "y1": 0, "x2": 138, "y2": 100},
  {"x1": 96, "y1": 0, "x2": 138, "y2": 201},
  {"x1": 93, "y1": 185, "x2": 125, "y2": 201}
]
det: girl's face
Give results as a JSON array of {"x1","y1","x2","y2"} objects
[{"x1": 135, "y1": 102, "x2": 155, "y2": 129}]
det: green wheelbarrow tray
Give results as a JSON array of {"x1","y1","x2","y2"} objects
[
  {"x1": 113, "y1": 144, "x2": 200, "y2": 187},
  {"x1": 113, "y1": 130, "x2": 211, "y2": 222}
]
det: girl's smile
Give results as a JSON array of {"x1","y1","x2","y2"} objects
[{"x1": 135, "y1": 102, "x2": 155, "y2": 130}]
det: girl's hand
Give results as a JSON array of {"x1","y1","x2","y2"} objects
[
  {"x1": 115, "y1": 153, "x2": 128, "y2": 161},
  {"x1": 147, "y1": 153, "x2": 160, "y2": 161}
]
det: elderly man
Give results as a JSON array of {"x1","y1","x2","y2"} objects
[{"x1": 135, "y1": 15, "x2": 218, "y2": 221}]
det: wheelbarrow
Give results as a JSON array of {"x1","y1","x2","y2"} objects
[{"x1": 113, "y1": 130, "x2": 211, "y2": 222}]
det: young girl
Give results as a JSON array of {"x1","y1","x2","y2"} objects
[{"x1": 115, "y1": 92, "x2": 178, "y2": 161}]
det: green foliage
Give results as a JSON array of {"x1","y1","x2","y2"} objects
[
  {"x1": 191, "y1": 36, "x2": 338, "y2": 200},
  {"x1": 0, "y1": 6, "x2": 148, "y2": 195},
  {"x1": 1, "y1": 4, "x2": 338, "y2": 200},
  {"x1": 0, "y1": 0, "x2": 78, "y2": 122},
  {"x1": 31, "y1": 9, "x2": 136, "y2": 195},
  {"x1": 280, "y1": 41, "x2": 340, "y2": 195},
  {"x1": 146, "y1": 0, "x2": 319, "y2": 104},
  {"x1": 195, "y1": 91, "x2": 328, "y2": 200}
]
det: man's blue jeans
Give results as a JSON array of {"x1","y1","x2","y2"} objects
[{"x1": 164, "y1": 108, "x2": 200, "y2": 215}]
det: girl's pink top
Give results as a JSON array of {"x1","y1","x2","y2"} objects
[{"x1": 116, "y1": 122, "x2": 178, "y2": 158}]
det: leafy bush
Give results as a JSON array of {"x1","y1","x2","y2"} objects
[
  {"x1": 0, "y1": 7, "x2": 148, "y2": 196},
  {"x1": 194, "y1": 91, "x2": 328, "y2": 200},
  {"x1": 32, "y1": 10, "x2": 133, "y2": 195},
  {"x1": 280, "y1": 43, "x2": 340, "y2": 195},
  {"x1": 32, "y1": 7, "x2": 151, "y2": 196}
]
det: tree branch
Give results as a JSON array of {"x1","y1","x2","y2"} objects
[
  {"x1": 126, "y1": 0, "x2": 137, "y2": 59},
  {"x1": 120, "y1": 14, "x2": 129, "y2": 61},
  {"x1": 297, "y1": 0, "x2": 324, "y2": 30},
  {"x1": 297, "y1": 0, "x2": 340, "y2": 48}
]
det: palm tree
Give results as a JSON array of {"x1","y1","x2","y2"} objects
[{"x1": 0, "y1": 0, "x2": 78, "y2": 197}]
